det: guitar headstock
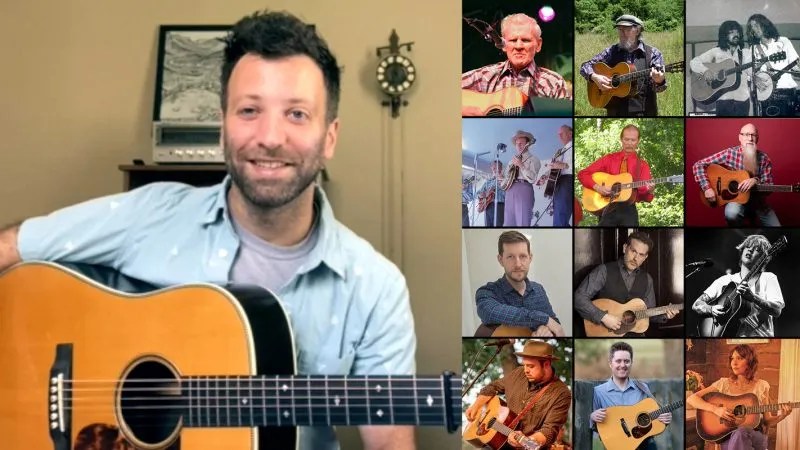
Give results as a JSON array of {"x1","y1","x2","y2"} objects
[
  {"x1": 768, "y1": 51, "x2": 787, "y2": 62},
  {"x1": 792, "y1": 183, "x2": 800, "y2": 193},
  {"x1": 665, "y1": 61, "x2": 684, "y2": 73},
  {"x1": 768, "y1": 236, "x2": 788, "y2": 256},
  {"x1": 667, "y1": 174, "x2": 685, "y2": 184}
]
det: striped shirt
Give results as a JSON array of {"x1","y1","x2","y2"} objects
[
  {"x1": 462, "y1": 60, "x2": 571, "y2": 99},
  {"x1": 692, "y1": 145, "x2": 774, "y2": 191},
  {"x1": 479, "y1": 367, "x2": 572, "y2": 446}
]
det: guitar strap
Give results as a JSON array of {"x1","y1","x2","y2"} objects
[
  {"x1": 633, "y1": 378, "x2": 656, "y2": 401},
  {"x1": 507, "y1": 380, "x2": 554, "y2": 430}
]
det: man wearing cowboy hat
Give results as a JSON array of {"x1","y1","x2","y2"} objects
[
  {"x1": 590, "y1": 342, "x2": 672, "y2": 450},
  {"x1": 465, "y1": 340, "x2": 572, "y2": 449},
  {"x1": 504, "y1": 130, "x2": 542, "y2": 227},
  {"x1": 579, "y1": 14, "x2": 668, "y2": 116}
]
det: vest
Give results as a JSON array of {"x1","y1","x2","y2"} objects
[
  {"x1": 605, "y1": 43, "x2": 658, "y2": 116},
  {"x1": 595, "y1": 261, "x2": 649, "y2": 302}
]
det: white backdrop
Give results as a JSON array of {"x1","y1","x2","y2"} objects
[{"x1": 461, "y1": 228, "x2": 573, "y2": 336}]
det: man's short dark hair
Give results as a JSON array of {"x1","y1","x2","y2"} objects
[
  {"x1": 497, "y1": 230, "x2": 530, "y2": 256},
  {"x1": 220, "y1": 10, "x2": 341, "y2": 122},
  {"x1": 626, "y1": 231, "x2": 653, "y2": 253},
  {"x1": 718, "y1": 20, "x2": 744, "y2": 50},
  {"x1": 609, "y1": 341, "x2": 633, "y2": 361}
]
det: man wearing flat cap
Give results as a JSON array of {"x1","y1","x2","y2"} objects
[
  {"x1": 579, "y1": 14, "x2": 668, "y2": 116},
  {"x1": 503, "y1": 130, "x2": 541, "y2": 227},
  {"x1": 465, "y1": 340, "x2": 572, "y2": 449}
]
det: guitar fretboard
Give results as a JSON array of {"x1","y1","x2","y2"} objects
[
  {"x1": 180, "y1": 374, "x2": 460, "y2": 429},
  {"x1": 617, "y1": 62, "x2": 683, "y2": 83},
  {"x1": 619, "y1": 175, "x2": 684, "y2": 189},
  {"x1": 634, "y1": 303, "x2": 684, "y2": 320},
  {"x1": 754, "y1": 184, "x2": 798, "y2": 193},
  {"x1": 744, "y1": 401, "x2": 800, "y2": 414},
  {"x1": 648, "y1": 400, "x2": 684, "y2": 419}
]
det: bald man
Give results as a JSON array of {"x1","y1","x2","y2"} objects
[
  {"x1": 461, "y1": 13, "x2": 570, "y2": 116},
  {"x1": 692, "y1": 123, "x2": 780, "y2": 226}
]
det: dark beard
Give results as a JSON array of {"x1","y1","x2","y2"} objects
[{"x1": 224, "y1": 143, "x2": 324, "y2": 210}]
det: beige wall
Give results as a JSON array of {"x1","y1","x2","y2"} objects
[{"x1": 0, "y1": 0, "x2": 460, "y2": 447}]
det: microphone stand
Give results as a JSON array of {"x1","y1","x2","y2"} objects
[
  {"x1": 492, "y1": 144, "x2": 506, "y2": 227},
  {"x1": 685, "y1": 266, "x2": 705, "y2": 278},
  {"x1": 462, "y1": 345, "x2": 504, "y2": 398},
  {"x1": 473, "y1": 151, "x2": 490, "y2": 226},
  {"x1": 750, "y1": 39, "x2": 761, "y2": 116}
]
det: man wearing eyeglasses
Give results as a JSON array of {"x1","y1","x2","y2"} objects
[{"x1": 692, "y1": 123, "x2": 781, "y2": 226}]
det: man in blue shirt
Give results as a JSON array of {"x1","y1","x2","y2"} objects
[
  {"x1": 0, "y1": 10, "x2": 415, "y2": 450},
  {"x1": 591, "y1": 342, "x2": 672, "y2": 450},
  {"x1": 475, "y1": 230, "x2": 564, "y2": 336}
]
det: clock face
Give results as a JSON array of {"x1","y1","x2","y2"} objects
[{"x1": 377, "y1": 54, "x2": 416, "y2": 95}]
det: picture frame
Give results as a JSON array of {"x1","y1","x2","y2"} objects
[{"x1": 152, "y1": 25, "x2": 231, "y2": 123}]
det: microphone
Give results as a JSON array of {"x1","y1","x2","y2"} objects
[
  {"x1": 477, "y1": 151, "x2": 491, "y2": 156},
  {"x1": 483, "y1": 339, "x2": 514, "y2": 347},
  {"x1": 497, "y1": 143, "x2": 507, "y2": 153},
  {"x1": 686, "y1": 258, "x2": 713, "y2": 268}
]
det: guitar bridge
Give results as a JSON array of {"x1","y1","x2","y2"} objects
[
  {"x1": 620, "y1": 418, "x2": 631, "y2": 437},
  {"x1": 48, "y1": 343, "x2": 73, "y2": 450}
]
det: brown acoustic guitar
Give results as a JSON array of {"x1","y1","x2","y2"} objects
[
  {"x1": 587, "y1": 61, "x2": 684, "y2": 108},
  {"x1": 462, "y1": 87, "x2": 527, "y2": 116},
  {"x1": 463, "y1": 396, "x2": 540, "y2": 450},
  {"x1": 696, "y1": 392, "x2": 800, "y2": 442},
  {"x1": 597, "y1": 398, "x2": 684, "y2": 450},
  {"x1": 474, "y1": 324, "x2": 534, "y2": 337},
  {"x1": 690, "y1": 51, "x2": 785, "y2": 103},
  {"x1": 581, "y1": 172, "x2": 684, "y2": 213},
  {"x1": 583, "y1": 298, "x2": 683, "y2": 337},
  {"x1": 700, "y1": 163, "x2": 800, "y2": 207},
  {"x1": 0, "y1": 262, "x2": 460, "y2": 449}
]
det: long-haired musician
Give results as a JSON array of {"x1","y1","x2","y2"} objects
[
  {"x1": 504, "y1": 130, "x2": 542, "y2": 227},
  {"x1": 687, "y1": 344, "x2": 793, "y2": 449},
  {"x1": 691, "y1": 234, "x2": 785, "y2": 337},
  {"x1": 746, "y1": 14, "x2": 800, "y2": 117}
]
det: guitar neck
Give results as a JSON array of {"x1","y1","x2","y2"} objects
[
  {"x1": 635, "y1": 303, "x2": 684, "y2": 320},
  {"x1": 621, "y1": 176, "x2": 681, "y2": 189},
  {"x1": 754, "y1": 184, "x2": 798, "y2": 192},
  {"x1": 618, "y1": 63, "x2": 681, "y2": 82},
  {"x1": 648, "y1": 400, "x2": 684, "y2": 419},
  {"x1": 745, "y1": 401, "x2": 800, "y2": 414},
  {"x1": 179, "y1": 374, "x2": 459, "y2": 428}
]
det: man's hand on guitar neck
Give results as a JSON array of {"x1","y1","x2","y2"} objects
[
  {"x1": 650, "y1": 66, "x2": 665, "y2": 85},
  {"x1": 657, "y1": 412, "x2": 672, "y2": 424},
  {"x1": 590, "y1": 73, "x2": 613, "y2": 91}
]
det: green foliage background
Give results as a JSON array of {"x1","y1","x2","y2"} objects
[
  {"x1": 574, "y1": 118, "x2": 685, "y2": 226},
  {"x1": 461, "y1": 339, "x2": 573, "y2": 449},
  {"x1": 575, "y1": 0, "x2": 683, "y2": 33}
]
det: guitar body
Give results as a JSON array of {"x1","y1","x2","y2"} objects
[
  {"x1": 0, "y1": 262, "x2": 296, "y2": 450},
  {"x1": 698, "y1": 281, "x2": 748, "y2": 337},
  {"x1": 696, "y1": 392, "x2": 761, "y2": 442},
  {"x1": 462, "y1": 87, "x2": 528, "y2": 116},
  {"x1": 587, "y1": 62, "x2": 635, "y2": 108},
  {"x1": 478, "y1": 190, "x2": 495, "y2": 213},
  {"x1": 583, "y1": 298, "x2": 649, "y2": 337},
  {"x1": 473, "y1": 324, "x2": 532, "y2": 337},
  {"x1": 598, "y1": 398, "x2": 666, "y2": 450},
  {"x1": 574, "y1": 198, "x2": 583, "y2": 225},
  {"x1": 582, "y1": 172, "x2": 634, "y2": 212},
  {"x1": 701, "y1": 164, "x2": 752, "y2": 207},
  {"x1": 463, "y1": 397, "x2": 516, "y2": 449},
  {"x1": 691, "y1": 59, "x2": 742, "y2": 103}
]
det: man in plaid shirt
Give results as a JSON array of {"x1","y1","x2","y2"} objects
[
  {"x1": 692, "y1": 123, "x2": 780, "y2": 226},
  {"x1": 474, "y1": 231, "x2": 564, "y2": 336},
  {"x1": 461, "y1": 13, "x2": 570, "y2": 116},
  {"x1": 579, "y1": 15, "x2": 667, "y2": 117}
]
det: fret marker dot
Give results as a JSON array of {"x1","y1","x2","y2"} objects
[
  {"x1": 334, "y1": 396, "x2": 341, "y2": 406},
  {"x1": 283, "y1": 410, "x2": 290, "y2": 418},
  {"x1": 375, "y1": 384, "x2": 382, "y2": 393},
  {"x1": 377, "y1": 409, "x2": 384, "y2": 418},
  {"x1": 426, "y1": 395, "x2": 434, "y2": 407},
  {"x1": 282, "y1": 384, "x2": 288, "y2": 392},
  {"x1": 242, "y1": 399, "x2": 248, "y2": 405}
]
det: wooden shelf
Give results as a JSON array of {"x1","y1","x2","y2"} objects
[{"x1": 118, "y1": 164, "x2": 227, "y2": 191}]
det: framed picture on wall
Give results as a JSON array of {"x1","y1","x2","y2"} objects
[{"x1": 152, "y1": 25, "x2": 231, "y2": 123}]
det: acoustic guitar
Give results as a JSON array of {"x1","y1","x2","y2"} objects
[
  {"x1": 597, "y1": 398, "x2": 683, "y2": 450},
  {"x1": 473, "y1": 324, "x2": 534, "y2": 338},
  {"x1": 587, "y1": 61, "x2": 684, "y2": 108},
  {"x1": 583, "y1": 298, "x2": 683, "y2": 337},
  {"x1": 690, "y1": 51, "x2": 785, "y2": 103},
  {"x1": 462, "y1": 87, "x2": 527, "y2": 116},
  {"x1": 700, "y1": 163, "x2": 800, "y2": 207},
  {"x1": 581, "y1": 172, "x2": 684, "y2": 213},
  {"x1": 0, "y1": 262, "x2": 460, "y2": 449},
  {"x1": 696, "y1": 392, "x2": 800, "y2": 442},
  {"x1": 698, "y1": 236, "x2": 787, "y2": 337},
  {"x1": 463, "y1": 396, "x2": 540, "y2": 450}
]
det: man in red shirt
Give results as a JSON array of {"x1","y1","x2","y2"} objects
[{"x1": 578, "y1": 124, "x2": 655, "y2": 226}]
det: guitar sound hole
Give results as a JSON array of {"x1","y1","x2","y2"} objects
[
  {"x1": 636, "y1": 412, "x2": 650, "y2": 427},
  {"x1": 622, "y1": 310, "x2": 636, "y2": 325},
  {"x1": 611, "y1": 76, "x2": 620, "y2": 88},
  {"x1": 118, "y1": 358, "x2": 182, "y2": 446}
]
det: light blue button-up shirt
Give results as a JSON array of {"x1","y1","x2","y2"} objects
[
  {"x1": 18, "y1": 177, "x2": 416, "y2": 449},
  {"x1": 591, "y1": 377, "x2": 653, "y2": 436}
]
